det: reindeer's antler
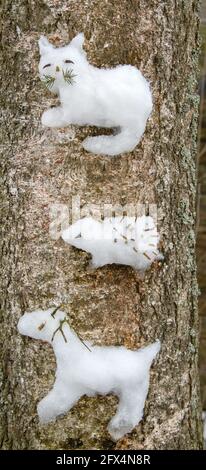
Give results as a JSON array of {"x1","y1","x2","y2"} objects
[
  {"x1": 72, "y1": 329, "x2": 92, "y2": 352},
  {"x1": 51, "y1": 304, "x2": 63, "y2": 318},
  {"x1": 52, "y1": 317, "x2": 68, "y2": 343},
  {"x1": 51, "y1": 308, "x2": 92, "y2": 352}
]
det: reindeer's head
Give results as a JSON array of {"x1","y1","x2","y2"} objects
[
  {"x1": 38, "y1": 33, "x2": 87, "y2": 93},
  {"x1": 17, "y1": 308, "x2": 66, "y2": 343}
]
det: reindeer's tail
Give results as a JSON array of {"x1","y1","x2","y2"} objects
[{"x1": 139, "y1": 340, "x2": 161, "y2": 367}]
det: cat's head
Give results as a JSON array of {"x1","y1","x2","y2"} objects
[{"x1": 38, "y1": 33, "x2": 87, "y2": 93}]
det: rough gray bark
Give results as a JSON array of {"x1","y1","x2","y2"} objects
[{"x1": 0, "y1": 0, "x2": 203, "y2": 450}]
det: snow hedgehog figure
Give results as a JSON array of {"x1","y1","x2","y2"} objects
[{"x1": 38, "y1": 33, "x2": 153, "y2": 156}]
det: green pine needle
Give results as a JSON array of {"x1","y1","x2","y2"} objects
[
  {"x1": 42, "y1": 69, "x2": 76, "y2": 90},
  {"x1": 63, "y1": 68, "x2": 76, "y2": 85},
  {"x1": 42, "y1": 74, "x2": 55, "y2": 90}
]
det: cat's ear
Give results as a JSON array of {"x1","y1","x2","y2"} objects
[
  {"x1": 69, "y1": 33, "x2": 85, "y2": 53},
  {"x1": 38, "y1": 36, "x2": 54, "y2": 56}
]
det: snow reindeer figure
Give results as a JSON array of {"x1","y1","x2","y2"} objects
[
  {"x1": 18, "y1": 308, "x2": 160, "y2": 440},
  {"x1": 38, "y1": 33, "x2": 153, "y2": 156}
]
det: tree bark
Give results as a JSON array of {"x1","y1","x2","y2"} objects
[{"x1": 0, "y1": 0, "x2": 203, "y2": 450}]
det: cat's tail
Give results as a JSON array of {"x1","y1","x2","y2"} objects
[{"x1": 82, "y1": 125, "x2": 145, "y2": 156}]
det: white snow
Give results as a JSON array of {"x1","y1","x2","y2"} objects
[
  {"x1": 61, "y1": 215, "x2": 163, "y2": 271},
  {"x1": 17, "y1": 308, "x2": 161, "y2": 440},
  {"x1": 38, "y1": 33, "x2": 152, "y2": 156}
]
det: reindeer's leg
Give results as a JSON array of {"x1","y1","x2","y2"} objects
[
  {"x1": 37, "y1": 380, "x2": 81, "y2": 423},
  {"x1": 41, "y1": 107, "x2": 69, "y2": 128},
  {"x1": 82, "y1": 126, "x2": 144, "y2": 156},
  {"x1": 107, "y1": 380, "x2": 149, "y2": 441}
]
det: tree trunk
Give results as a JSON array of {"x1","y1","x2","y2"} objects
[{"x1": 0, "y1": 0, "x2": 203, "y2": 450}]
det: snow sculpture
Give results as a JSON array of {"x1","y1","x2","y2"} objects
[
  {"x1": 17, "y1": 308, "x2": 161, "y2": 440},
  {"x1": 38, "y1": 33, "x2": 152, "y2": 156},
  {"x1": 61, "y1": 215, "x2": 163, "y2": 271}
]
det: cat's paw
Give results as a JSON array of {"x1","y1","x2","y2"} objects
[
  {"x1": 41, "y1": 108, "x2": 65, "y2": 128},
  {"x1": 41, "y1": 109, "x2": 56, "y2": 127}
]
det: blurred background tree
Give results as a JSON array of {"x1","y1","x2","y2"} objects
[{"x1": 198, "y1": 0, "x2": 206, "y2": 447}]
